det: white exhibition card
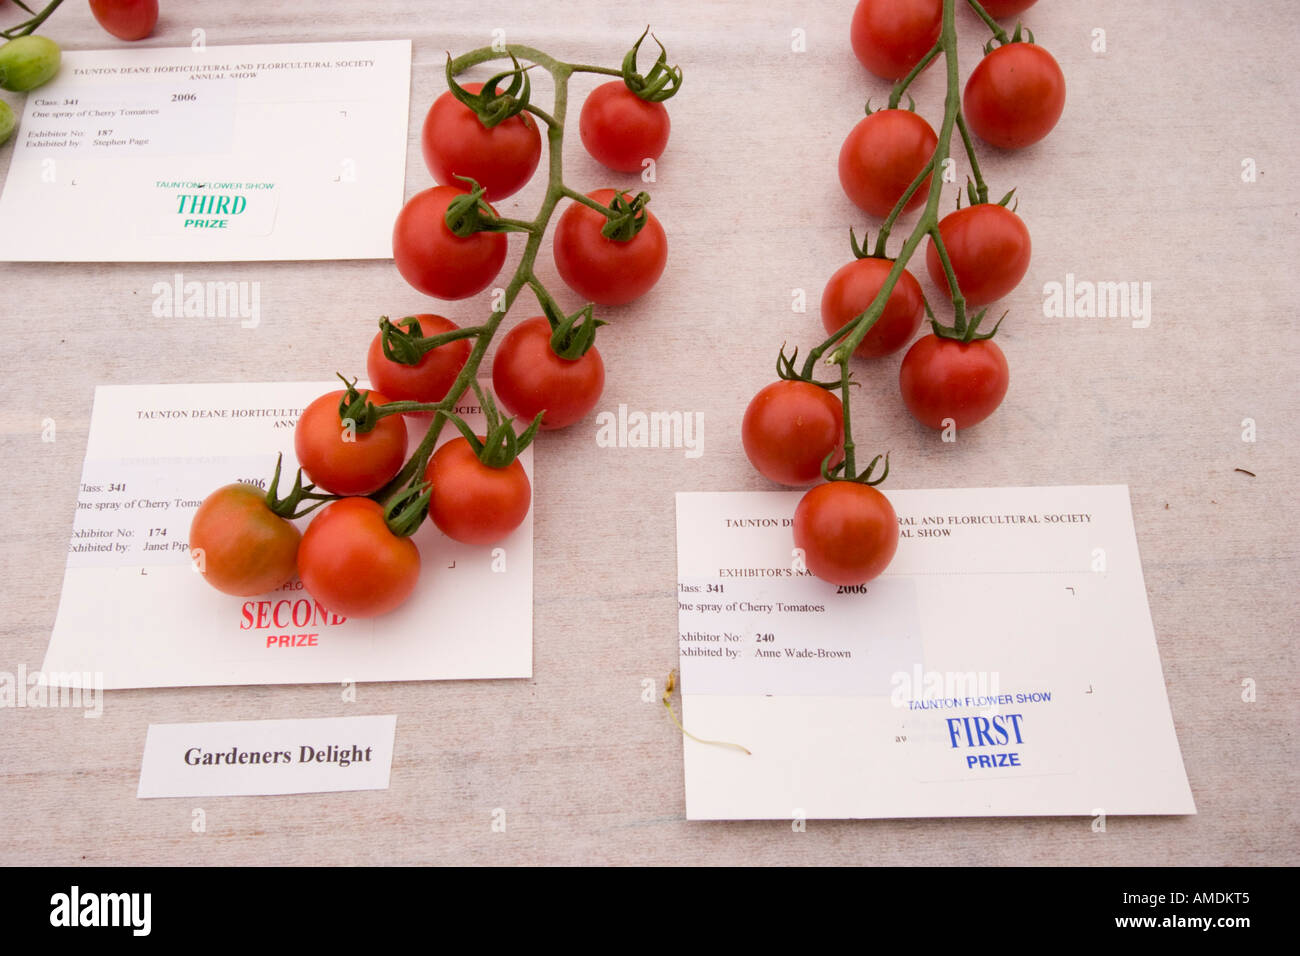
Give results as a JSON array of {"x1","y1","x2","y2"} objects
[
  {"x1": 0, "y1": 40, "x2": 410, "y2": 261},
  {"x1": 675, "y1": 486, "x2": 1195, "y2": 820},
  {"x1": 138, "y1": 715, "x2": 396, "y2": 798},
  {"x1": 43, "y1": 381, "x2": 532, "y2": 689}
]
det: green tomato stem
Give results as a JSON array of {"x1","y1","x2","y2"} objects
[
  {"x1": 954, "y1": 112, "x2": 989, "y2": 204},
  {"x1": 829, "y1": 0, "x2": 971, "y2": 366},
  {"x1": 372, "y1": 42, "x2": 591, "y2": 503},
  {"x1": 966, "y1": 0, "x2": 1010, "y2": 44},
  {"x1": 1, "y1": 0, "x2": 63, "y2": 39},
  {"x1": 888, "y1": 41, "x2": 941, "y2": 110}
]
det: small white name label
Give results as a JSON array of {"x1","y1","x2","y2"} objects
[{"x1": 137, "y1": 714, "x2": 396, "y2": 797}]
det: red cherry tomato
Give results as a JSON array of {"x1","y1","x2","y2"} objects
[
  {"x1": 838, "y1": 109, "x2": 938, "y2": 218},
  {"x1": 794, "y1": 482, "x2": 899, "y2": 585},
  {"x1": 553, "y1": 188, "x2": 667, "y2": 306},
  {"x1": 925, "y1": 203, "x2": 1030, "y2": 307},
  {"x1": 425, "y1": 437, "x2": 531, "y2": 546},
  {"x1": 977, "y1": 0, "x2": 1037, "y2": 18},
  {"x1": 964, "y1": 42, "x2": 1065, "y2": 149},
  {"x1": 491, "y1": 316, "x2": 605, "y2": 430},
  {"x1": 392, "y1": 186, "x2": 507, "y2": 300},
  {"x1": 899, "y1": 334, "x2": 1009, "y2": 429},
  {"x1": 88, "y1": 0, "x2": 158, "y2": 41},
  {"x1": 421, "y1": 82, "x2": 541, "y2": 200},
  {"x1": 821, "y1": 257, "x2": 925, "y2": 359},
  {"x1": 297, "y1": 498, "x2": 420, "y2": 618},
  {"x1": 742, "y1": 381, "x2": 845, "y2": 487},
  {"x1": 294, "y1": 390, "x2": 408, "y2": 496},
  {"x1": 366, "y1": 314, "x2": 471, "y2": 406},
  {"x1": 189, "y1": 484, "x2": 300, "y2": 597},
  {"x1": 579, "y1": 81, "x2": 670, "y2": 174},
  {"x1": 850, "y1": 0, "x2": 942, "y2": 80}
]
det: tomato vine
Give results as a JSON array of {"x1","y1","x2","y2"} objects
[{"x1": 747, "y1": 0, "x2": 1064, "y2": 584}]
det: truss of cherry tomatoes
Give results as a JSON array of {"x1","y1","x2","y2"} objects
[
  {"x1": 744, "y1": 0, "x2": 1065, "y2": 586},
  {"x1": 190, "y1": 32, "x2": 682, "y2": 618}
]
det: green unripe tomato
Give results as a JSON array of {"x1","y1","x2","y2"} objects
[
  {"x1": 0, "y1": 36, "x2": 62, "y2": 93},
  {"x1": 0, "y1": 101, "x2": 14, "y2": 146}
]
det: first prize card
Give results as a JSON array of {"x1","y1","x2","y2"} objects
[
  {"x1": 675, "y1": 487, "x2": 1195, "y2": 820},
  {"x1": 0, "y1": 40, "x2": 410, "y2": 261},
  {"x1": 42, "y1": 382, "x2": 532, "y2": 689}
]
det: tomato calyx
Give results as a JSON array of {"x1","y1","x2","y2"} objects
[
  {"x1": 441, "y1": 177, "x2": 523, "y2": 237},
  {"x1": 823, "y1": 450, "x2": 892, "y2": 487},
  {"x1": 979, "y1": 18, "x2": 1036, "y2": 56},
  {"x1": 263, "y1": 452, "x2": 338, "y2": 519},
  {"x1": 620, "y1": 27, "x2": 682, "y2": 103},
  {"x1": 377, "y1": 315, "x2": 481, "y2": 367},
  {"x1": 542, "y1": 299, "x2": 606, "y2": 360},
  {"x1": 929, "y1": 298, "x2": 1007, "y2": 343},
  {"x1": 592, "y1": 190, "x2": 654, "y2": 241},
  {"x1": 776, "y1": 343, "x2": 840, "y2": 389},
  {"x1": 864, "y1": 94, "x2": 917, "y2": 117},
  {"x1": 957, "y1": 182, "x2": 1017, "y2": 213},
  {"x1": 444, "y1": 51, "x2": 534, "y2": 128},
  {"x1": 444, "y1": 381, "x2": 543, "y2": 470},
  {"x1": 332, "y1": 374, "x2": 388, "y2": 434},
  {"x1": 382, "y1": 479, "x2": 433, "y2": 538},
  {"x1": 848, "y1": 226, "x2": 889, "y2": 262}
]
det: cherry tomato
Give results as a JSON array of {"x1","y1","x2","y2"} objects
[
  {"x1": 393, "y1": 186, "x2": 507, "y2": 300},
  {"x1": 294, "y1": 390, "x2": 408, "y2": 497},
  {"x1": 553, "y1": 188, "x2": 667, "y2": 306},
  {"x1": 976, "y1": 0, "x2": 1037, "y2": 18},
  {"x1": 899, "y1": 334, "x2": 1009, "y2": 429},
  {"x1": 838, "y1": 109, "x2": 937, "y2": 218},
  {"x1": 850, "y1": 0, "x2": 942, "y2": 80},
  {"x1": 424, "y1": 437, "x2": 531, "y2": 546},
  {"x1": 297, "y1": 498, "x2": 420, "y2": 618},
  {"x1": 821, "y1": 257, "x2": 925, "y2": 359},
  {"x1": 492, "y1": 316, "x2": 605, "y2": 430},
  {"x1": 579, "y1": 81, "x2": 670, "y2": 173},
  {"x1": 794, "y1": 482, "x2": 899, "y2": 585},
  {"x1": 925, "y1": 203, "x2": 1030, "y2": 307},
  {"x1": 964, "y1": 42, "x2": 1065, "y2": 149},
  {"x1": 366, "y1": 314, "x2": 471, "y2": 406},
  {"x1": 742, "y1": 381, "x2": 845, "y2": 487},
  {"x1": 88, "y1": 0, "x2": 158, "y2": 41},
  {"x1": 189, "y1": 484, "x2": 300, "y2": 597},
  {"x1": 0, "y1": 36, "x2": 60, "y2": 92},
  {"x1": 421, "y1": 82, "x2": 541, "y2": 201}
]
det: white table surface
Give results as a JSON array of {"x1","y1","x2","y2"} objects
[{"x1": 1, "y1": 0, "x2": 1296, "y2": 865}]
